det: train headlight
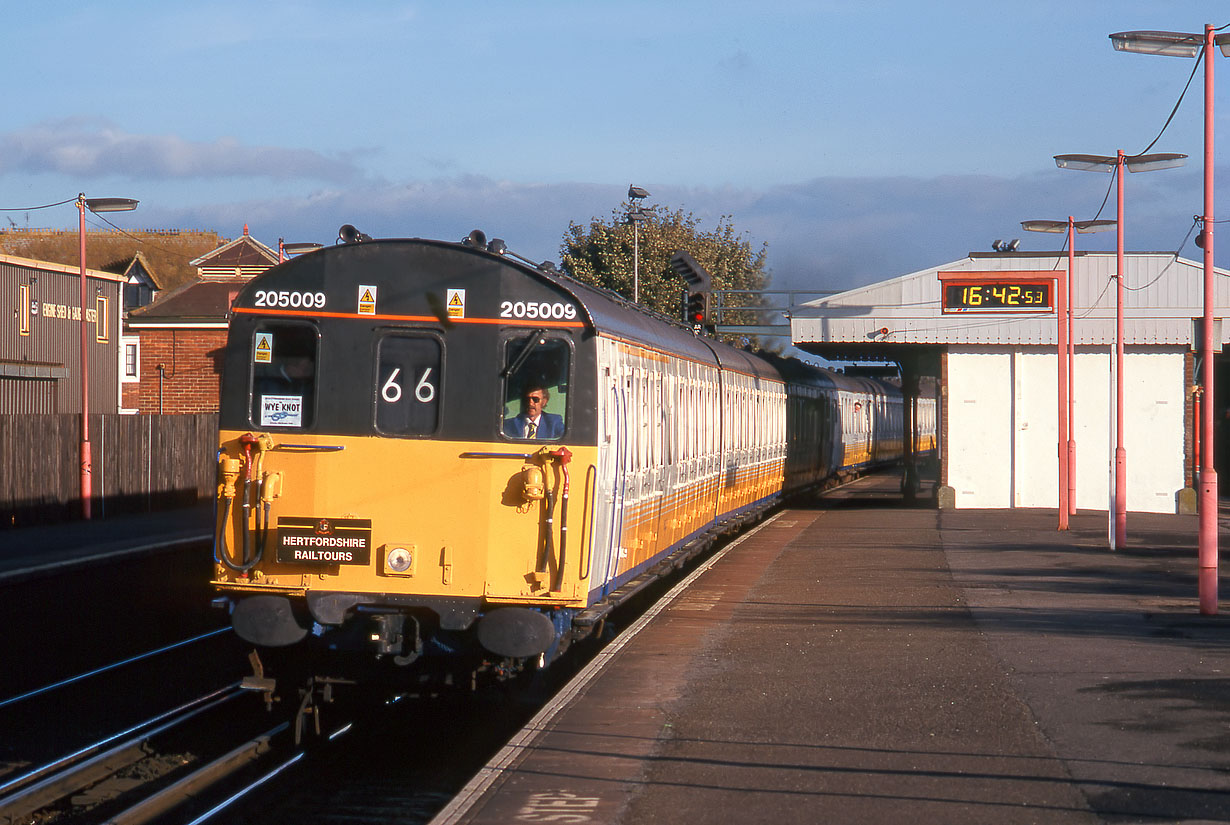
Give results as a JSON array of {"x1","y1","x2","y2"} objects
[{"x1": 383, "y1": 545, "x2": 416, "y2": 576}]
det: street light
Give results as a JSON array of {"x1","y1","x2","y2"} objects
[
  {"x1": 77, "y1": 194, "x2": 138, "y2": 519},
  {"x1": 1109, "y1": 25, "x2": 1229, "y2": 617},
  {"x1": 627, "y1": 185, "x2": 650, "y2": 303},
  {"x1": 1021, "y1": 217, "x2": 1116, "y2": 530},
  {"x1": 1053, "y1": 152, "x2": 1186, "y2": 550},
  {"x1": 279, "y1": 240, "x2": 323, "y2": 261}
]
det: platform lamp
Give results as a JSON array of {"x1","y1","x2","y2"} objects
[
  {"x1": 1053, "y1": 153, "x2": 1186, "y2": 550},
  {"x1": 1021, "y1": 217, "x2": 1117, "y2": 531},
  {"x1": 77, "y1": 194, "x2": 138, "y2": 520},
  {"x1": 1109, "y1": 25, "x2": 1229, "y2": 616},
  {"x1": 279, "y1": 240, "x2": 323, "y2": 262},
  {"x1": 627, "y1": 185, "x2": 650, "y2": 303}
]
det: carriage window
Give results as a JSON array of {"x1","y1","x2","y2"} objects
[
  {"x1": 501, "y1": 334, "x2": 570, "y2": 440},
  {"x1": 251, "y1": 323, "x2": 317, "y2": 428},
  {"x1": 376, "y1": 334, "x2": 442, "y2": 435}
]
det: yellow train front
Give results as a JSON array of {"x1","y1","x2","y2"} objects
[{"x1": 211, "y1": 230, "x2": 787, "y2": 683}]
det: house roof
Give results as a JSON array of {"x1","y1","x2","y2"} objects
[
  {"x1": 126, "y1": 278, "x2": 246, "y2": 326},
  {"x1": 121, "y1": 252, "x2": 157, "y2": 287},
  {"x1": 190, "y1": 226, "x2": 278, "y2": 276},
  {"x1": 0, "y1": 228, "x2": 226, "y2": 291}
]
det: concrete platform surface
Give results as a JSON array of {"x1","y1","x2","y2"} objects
[
  {"x1": 437, "y1": 476, "x2": 1230, "y2": 824},
  {"x1": 0, "y1": 503, "x2": 212, "y2": 583}
]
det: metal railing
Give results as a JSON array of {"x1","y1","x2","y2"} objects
[{"x1": 710, "y1": 289, "x2": 837, "y2": 334}]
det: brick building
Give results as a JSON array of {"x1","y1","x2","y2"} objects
[{"x1": 123, "y1": 228, "x2": 278, "y2": 413}]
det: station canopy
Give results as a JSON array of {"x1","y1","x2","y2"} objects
[{"x1": 790, "y1": 251, "x2": 1230, "y2": 364}]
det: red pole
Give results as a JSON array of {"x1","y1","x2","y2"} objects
[
  {"x1": 1194, "y1": 387, "x2": 1202, "y2": 489},
  {"x1": 1199, "y1": 23, "x2": 1219, "y2": 614},
  {"x1": 1113, "y1": 152, "x2": 1127, "y2": 549},
  {"x1": 1067, "y1": 218, "x2": 1078, "y2": 516},
  {"x1": 1058, "y1": 222, "x2": 1070, "y2": 530},
  {"x1": 77, "y1": 194, "x2": 92, "y2": 520}
]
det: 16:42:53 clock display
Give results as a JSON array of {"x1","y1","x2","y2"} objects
[{"x1": 942, "y1": 281, "x2": 1052, "y2": 313}]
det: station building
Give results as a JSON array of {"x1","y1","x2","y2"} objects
[
  {"x1": 791, "y1": 251, "x2": 1228, "y2": 514},
  {"x1": 0, "y1": 253, "x2": 124, "y2": 414}
]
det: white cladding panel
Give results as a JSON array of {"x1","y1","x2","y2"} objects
[
  {"x1": 1014, "y1": 352, "x2": 1059, "y2": 509},
  {"x1": 948, "y1": 352, "x2": 1012, "y2": 507},
  {"x1": 1072, "y1": 350, "x2": 1111, "y2": 512},
  {"x1": 1123, "y1": 351, "x2": 1185, "y2": 514},
  {"x1": 946, "y1": 348, "x2": 1184, "y2": 513}
]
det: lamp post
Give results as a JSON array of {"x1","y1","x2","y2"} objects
[
  {"x1": 1053, "y1": 153, "x2": 1186, "y2": 549},
  {"x1": 1109, "y1": 25, "x2": 1229, "y2": 614},
  {"x1": 1022, "y1": 217, "x2": 1117, "y2": 530},
  {"x1": 279, "y1": 240, "x2": 323, "y2": 262},
  {"x1": 627, "y1": 185, "x2": 650, "y2": 303},
  {"x1": 76, "y1": 194, "x2": 138, "y2": 519}
]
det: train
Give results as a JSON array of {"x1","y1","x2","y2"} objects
[{"x1": 210, "y1": 228, "x2": 935, "y2": 692}]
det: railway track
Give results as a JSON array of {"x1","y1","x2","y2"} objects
[
  {"x1": 0, "y1": 628, "x2": 231, "y2": 712},
  {"x1": 0, "y1": 481, "x2": 870, "y2": 824},
  {"x1": 0, "y1": 683, "x2": 284, "y2": 824}
]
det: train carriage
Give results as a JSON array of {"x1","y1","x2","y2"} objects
[
  {"x1": 212, "y1": 231, "x2": 788, "y2": 675},
  {"x1": 210, "y1": 228, "x2": 934, "y2": 688}
]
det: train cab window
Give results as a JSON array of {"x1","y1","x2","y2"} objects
[
  {"x1": 251, "y1": 322, "x2": 317, "y2": 429},
  {"x1": 501, "y1": 334, "x2": 570, "y2": 440},
  {"x1": 376, "y1": 334, "x2": 442, "y2": 436}
]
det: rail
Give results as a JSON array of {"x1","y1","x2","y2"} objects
[{"x1": 0, "y1": 684, "x2": 248, "y2": 823}]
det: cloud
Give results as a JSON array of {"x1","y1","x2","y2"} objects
[
  {"x1": 129, "y1": 168, "x2": 1218, "y2": 297},
  {"x1": 155, "y1": 177, "x2": 614, "y2": 263},
  {"x1": 0, "y1": 118, "x2": 365, "y2": 183},
  {"x1": 727, "y1": 170, "x2": 1209, "y2": 291}
]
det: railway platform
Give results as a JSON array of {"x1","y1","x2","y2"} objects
[
  {"x1": 0, "y1": 503, "x2": 212, "y2": 584},
  {"x1": 435, "y1": 473, "x2": 1230, "y2": 825}
]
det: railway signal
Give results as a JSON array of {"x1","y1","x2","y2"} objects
[
  {"x1": 671, "y1": 250, "x2": 712, "y2": 331},
  {"x1": 686, "y1": 290, "x2": 710, "y2": 327}
]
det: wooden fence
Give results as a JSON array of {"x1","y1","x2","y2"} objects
[{"x1": 0, "y1": 414, "x2": 218, "y2": 527}]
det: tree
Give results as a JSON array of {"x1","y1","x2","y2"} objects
[{"x1": 560, "y1": 203, "x2": 770, "y2": 339}]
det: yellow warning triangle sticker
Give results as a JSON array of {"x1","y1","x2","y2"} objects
[
  {"x1": 448, "y1": 292, "x2": 463, "y2": 307},
  {"x1": 256, "y1": 338, "x2": 271, "y2": 351},
  {"x1": 360, "y1": 289, "x2": 375, "y2": 303}
]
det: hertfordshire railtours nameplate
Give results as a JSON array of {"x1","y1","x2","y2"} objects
[{"x1": 276, "y1": 517, "x2": 372, "y2": 565}]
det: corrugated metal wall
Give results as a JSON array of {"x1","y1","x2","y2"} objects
[
  {"x1": 0, "y1": 375, "x2": 57, "y2": 414},
  {"x1": 1, "y1": 257, "x2": 122, "y2": 414}
]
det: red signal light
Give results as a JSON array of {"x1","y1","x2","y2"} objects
[{"x1": 686, "y1": 291, "x2": 709, "y2": 326}]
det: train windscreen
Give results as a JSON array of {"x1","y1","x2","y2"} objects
[
  {"x1": 249, "y1": 321, "x2": 318, "y2": 429},
  {"x1": 501, "y1": 333, "x2": 570, "y2": 440}
]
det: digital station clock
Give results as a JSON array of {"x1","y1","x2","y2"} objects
[{"x1": 942, "y1": 281, "x2": 1053, "y2": 313}]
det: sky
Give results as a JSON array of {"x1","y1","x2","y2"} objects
[{"x1": 4, "y1": 1, "x2": 1230, "y2": 296}]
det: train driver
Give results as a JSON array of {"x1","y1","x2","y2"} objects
[{"x1": 504, "y1": 384, "x2": 564, "y2": 439}]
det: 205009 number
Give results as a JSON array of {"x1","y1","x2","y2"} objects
[
  {"x1": 500, "y1": 301, "x2": 577, "y2": 320},
  {"x1": 254, "y1": 290, "x2": 327, "y2": 309}
]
